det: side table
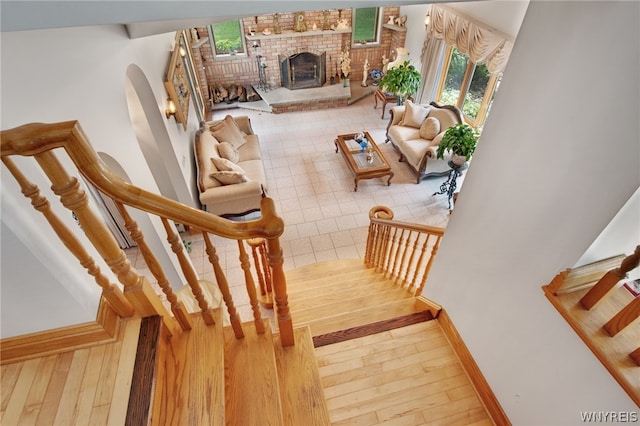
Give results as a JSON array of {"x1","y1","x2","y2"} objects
[
  {"x1": 432, "y1": 161, "x2": 468, "y2": 210},
  {"x1": 374, "y1": 89, "x2": 398, "y2": 119}
]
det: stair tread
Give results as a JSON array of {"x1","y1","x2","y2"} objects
[
  {"x1": 291, "y1": 287, "x2": 413, "y2": 325},
  {"x1": 224, "y1": 320, "x2": 283, "y2": 426},
  {"x1": 289, "y1": 279, "x2": 403, "y2": 311},
  {"x1": 158, "y1": 310, "x2": 225, "y2": 425},
  {"x1": 286, "y1": 259, "x2": 369, "y2": 282},
  {"x1": 272, "y1": 326, "x2": 331, "y2": 426},
  {"x1": 299, "y1": 298, "x2": 422, "y2": 337},
  {"x1": 287, "y1": 267, "x2": 387, "y2": 289}
]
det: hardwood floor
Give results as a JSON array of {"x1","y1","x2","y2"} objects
[
  {"x1": 0, "y1": 318, "x2": 140, "y2": 425},
  {"x1": 1, "y1": 258, "x2": 500, "y2": 425},
  {"x1": 315, "y1": 321, "x2": 492, "y2": 425}
]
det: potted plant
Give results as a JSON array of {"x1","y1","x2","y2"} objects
[
  {"x1": 378, "y1": 60, "x2": 421, "y2": 104},
  {"x1": 436, "y1": 123, "x2": 479, "y2": 166}
]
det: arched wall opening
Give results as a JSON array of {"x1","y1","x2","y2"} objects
[{"x1": 124, "y1": 64, "x2": 194, "y2": 206}]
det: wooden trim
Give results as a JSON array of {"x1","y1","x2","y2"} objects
[
  {"x1": 414, "y1": 295, "x2": 442, "y2": 318},
  {"x1": 0, "y1": 320, "x2": 119, "y2": 365},
  {"x1": 437, "y1": 309, "x2": 511, "y2": 426},
  {"x1": 312, "y1": 311, "x2": 434, "y2": 347},
  {"x1": 96, "y1": 295, "x2": 122, "y2": 338},
  {"x1": 126, "y1": 316, "x2": 162, "y2": 426}
]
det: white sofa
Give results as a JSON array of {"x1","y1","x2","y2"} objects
[
  {"x1": 386, "y1": 101, "x2": 464, "y2": 183},
  {"x1": 194, "y1": 115, "x2": 267, "y2": 217}
]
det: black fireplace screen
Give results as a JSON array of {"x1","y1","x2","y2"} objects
[{"x1": 279, "y1": 52, "x2": 326, "y2": 90}]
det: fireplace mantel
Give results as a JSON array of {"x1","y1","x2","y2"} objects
[{"x1": 246, "y1": 28, "x2": 351, "y2": 42}]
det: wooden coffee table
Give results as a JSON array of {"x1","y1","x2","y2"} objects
[{"x1": 334, "y1": 132, "x2": 394, "y2": 192}]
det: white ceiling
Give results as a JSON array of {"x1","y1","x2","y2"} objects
[{"x1": 2, "y1": 0, "x2": 477, "y2": 38}]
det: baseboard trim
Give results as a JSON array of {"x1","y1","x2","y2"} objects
[
  {"x1": 312, "y1": 310, "x2": 434, "y2": 347},
  {"x1": 437, "y1": 309, "x2": 511, "y2": 426},
  {"x1": 0, "y1": 321, "x2": 118, "y2": 365}
]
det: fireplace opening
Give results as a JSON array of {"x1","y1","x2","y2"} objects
[{"x1": 279, "y1": 51, "x2": 326, "y2": 90}]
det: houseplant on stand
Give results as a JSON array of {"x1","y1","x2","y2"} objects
[
  {"x1": 435, "y1": 123, "x2": 479, "y2": 166},
  {"x1": 378, "y1": 60, "x2": 421, "y2": 105}
]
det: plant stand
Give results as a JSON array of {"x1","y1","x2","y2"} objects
[{"x1": 432, "y1": 161, "x2": 467, "y2": 210}]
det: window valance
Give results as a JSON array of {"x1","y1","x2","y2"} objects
[{"x1": 429, "y1": 5, "x2": 513, "y2": 75}]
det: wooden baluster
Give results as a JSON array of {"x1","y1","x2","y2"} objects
[
  {"x1": 402, "y1": 231, "x2": 420, "y2": 290},
  {"x1": 368, "y1": 206, "x2": 394, "y2": 271},
  {"x1": 376, "y1": 224, "x2": 387, "y2": 270},
  {"x1": 381, "y1": 226, "x2": 396, "y2": 275},
  {"x1": 266, "y1": 236, "x2": 294, "y2": 347},
  {"x1": 603, "y1": 297, "x2": 640, "y2": 336},
  {"x1": 117, "y1": 203, "x2": 191, "y2": 331},
  {"x1": 390, "y1": 229, "x2": 405, "y2": 282},
  {"x1": 161, "y1": 218, "x2": 215, "y2": 325},
  {"x1": 396, "y1": 230, "x2": 413, "y2": 287},
  {"x1": 34, "y1": 151, "x2": 168, "y2": 319},
  {"x1": 410, "y1": 233, "x2": 430, "y2": 291},
  {"x1": 202, "y1": 232, "x2": 244, "y2": 338},
  {"x1": 581, "y1": 246, "x2": 640, "y2": 310},
  {"x1": 369, "y1": 223, "x2": 382, "y2": 268},
  {"x1": 630, "y1": 347, "x2": 640, "y2": 367},
  {"x1": 2, "y1": 157, "x2": 134, "y2": 319},
  {"x1": 416, "y1": 234, "x2": 442, "y2": 295},
  {"x1": 238, "y1": 241, "x2": 265, "y2": 334},
  {"x1": 259, "y1": 240, "x2": 273, "y2": 294},
  {"x1": 365, "y1": 222, "x2": 375, "y2": 265},
  {"x1": 247, "y1": 238, "x2": 272, "y2": 308}
]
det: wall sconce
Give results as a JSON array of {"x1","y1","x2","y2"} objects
[
  {"x1": 179, "y1": 46, "x2": 187, "y2": 57},
  {"x1": 165, "y1": 99, "x2": 177, "y2": 119},
  {"x1": 424, "y1": 11, "x2": 431, "y2": 28}
]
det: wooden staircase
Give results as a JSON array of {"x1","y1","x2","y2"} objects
[{"x1": 1, "y1": 258, "x2": 505, "y2": 425}]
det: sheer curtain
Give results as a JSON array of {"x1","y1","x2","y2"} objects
[{"x1": 417, "y1": 5, "x2": 514, "y2": 103}]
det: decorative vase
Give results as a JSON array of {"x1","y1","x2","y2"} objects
[
  {"x1": 451, "y1": 154, "x2": 467, "y2": 167},
  {"x1": 359, "y1": 140, "x2": 368, "y2": 152}
]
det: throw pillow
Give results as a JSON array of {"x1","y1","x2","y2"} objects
[
  {"x1": 217, "y1": 142, "x2": 240, "y2": 163},
  {"x1": 210, "y1": 115, "x2": 246, "y2": 149},
  {"x1": 211, "y1": 157, "x2": 245, "y2": 173},
  {"x1": 400, "y1": 100, "x2": 431, "y2": 128},
  {"x1": 429, "y1": 131, "x2": 446, "y2": 147},
  {"x1": 210, "y1": 171, "x2": 249, "y2": 185},
  {"x1": 419, "y1": 117, "x2": 441, "y2": 140}
]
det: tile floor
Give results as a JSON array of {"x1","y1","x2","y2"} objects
[{"x1": 126, "y1": 93, "x2": 456, "y2": 321}]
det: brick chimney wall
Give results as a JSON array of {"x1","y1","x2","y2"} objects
[{"x1": 191, "y1": 7, "x2": 406, "y2": 106}]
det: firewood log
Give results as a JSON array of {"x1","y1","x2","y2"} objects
[
  {"x1": 227, "y1": 84, "x2": 239, "y2": 102},
  {"x1": 245, "y1": 85, "x2": 260, "y2": 102},
  {"x1": 217, "y1": 86, "x2": 228, "y2": 102},
  {"x1": 237, "y1": 85, "x2": 247, "y2": 102}
]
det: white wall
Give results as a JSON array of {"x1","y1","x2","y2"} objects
[
  {"x1": 424, "y1": 1, "x2": 639, "y2": 423},
  {"x1": 1, "y1": 24, "x2": 201, "y2": 336}
]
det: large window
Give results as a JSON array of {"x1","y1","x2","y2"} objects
[
  {"x1": 208, "y1": 20, "x2": 246, "y2": 57},
  {"x1": 352, "y1": 8, "x2": 382, "y2": 45},
  {"x1": 436, "y1": 46, "x2": 500, "y2": 129}
]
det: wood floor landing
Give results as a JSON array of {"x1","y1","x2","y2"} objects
[
  {"x1": 0, "y1": 317, "x2": 141, "y2": 425},
  {"x1": 315, "y1": 321, "x2": 492, "y2": 425}
]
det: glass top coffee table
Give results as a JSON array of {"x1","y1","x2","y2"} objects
[{"x1": 334, "y1": 131, "x2": 394, "y2": 192}]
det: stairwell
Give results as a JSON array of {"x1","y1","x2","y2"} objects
[{"x1": 0, "y1": 258, "x2": 500, "y2": 425}]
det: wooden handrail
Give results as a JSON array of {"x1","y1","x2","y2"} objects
[
  {"x1": 1, "y1": 121, "x2": 295, "y2": 347},
  {"x1": 1, "y1": 121, "x2": 284, "y2": 241},
  {"x1": 365, "y1": 206, "x2": 444, "y2": 295}
]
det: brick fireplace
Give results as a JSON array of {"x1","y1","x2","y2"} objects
[
  {"x1": 191, "y1": 7, "x2": 406, "y2": 111},
  {"x1": 280, "y1": 51, "x2": 326, "y2": 89}
]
